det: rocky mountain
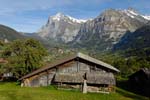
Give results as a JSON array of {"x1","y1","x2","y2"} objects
[
  {"x1": 113, "y1": 22, "x2": 150, "y2": 51},
  {"x1": 38, "y1": 13, "x2": 86, "y2": 43},
  {"x1": 38, "y1": 8, "x2": 150, "y2": 51},
  {"x1": 0, "y1": 24, "x2": 25, "y2": 41},
  {"x1": 72, "y1": 9, "x2": 148, "y2": 51}
]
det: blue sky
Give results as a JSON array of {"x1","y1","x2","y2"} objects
[{"x1": 0, "y1": 0, "x2": 150, "y2": 33}]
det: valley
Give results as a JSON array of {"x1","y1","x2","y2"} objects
[{"x1": 0, "y1": 7, "x2": 150, "y2": 99}]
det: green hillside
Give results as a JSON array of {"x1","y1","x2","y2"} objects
[
  {"x1": 109, "y1": 24, "x2": 150, "y2": 77},
  {"x1": 114, "y1": 24, "x2": 150, "y2": 50},
  {"x1": 0, "y1": 24, "x2": 25, "y2": 41}
]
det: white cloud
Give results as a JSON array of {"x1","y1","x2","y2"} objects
[
  {"x1": 0, "y1": 0, "x2": 72, "y2": 15},
  {"x1": 0, "y1": 0, "x2": 111, "y2": 14}
]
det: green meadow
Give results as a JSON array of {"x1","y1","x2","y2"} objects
[{"x1": 0, "y1": 82, "x2": 149, "y2": 100}]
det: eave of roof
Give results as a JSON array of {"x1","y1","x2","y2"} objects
[
  {"x1": 20, "y1": 52, "x2": 119, "y2": 80},
  {"x1": 77, "y1": 53, "x2": 120, "y2": 72},
  {"x1": 20, "y1": 54, "x2": 76, "y2": 80}
]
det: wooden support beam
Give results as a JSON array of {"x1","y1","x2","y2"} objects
[
  {"x1": 46, "y1": 70, "x2": 49, "y2": 86},
  {"x1": 76, "y1": 58, "x2": 79, "y2": 72}
]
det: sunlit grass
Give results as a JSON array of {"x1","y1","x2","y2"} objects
[{"x1": 0, "y1": 82, "x2": 149, "y2": 100}]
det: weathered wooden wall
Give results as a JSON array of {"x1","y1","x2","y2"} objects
[{"x1": 22, "y1": 58, "x2": 116, "y2": 92}]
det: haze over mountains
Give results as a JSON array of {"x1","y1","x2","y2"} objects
[{"x1": 0, "y1": 8, "x2": 150, "y2": 52}]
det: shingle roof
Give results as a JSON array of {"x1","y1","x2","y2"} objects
[
  {"x1": 20, "y1": 52, "x2": 119, "y2": 80},
  {"x1": 77, "y1": 53, "x2": 119, "y2": 72}
]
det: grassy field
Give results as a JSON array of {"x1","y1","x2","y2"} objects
[{"x1": 0, "y1": 82, "x2": 149, "y2": 100}]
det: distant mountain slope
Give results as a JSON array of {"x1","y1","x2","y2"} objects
[
  {"x1": 0, "y1": 24, "x2": 25, "y2": 41},
  {"x1": 113, "y1": 22, "x2": 150, "y2": 50},
  {"x1": 111, "y1": 23, "x2": 150, "y2": 78},
  {"x1": 38, "y1": 8, "x2": 150, "y2": 51},
  {"x1": 22, "y1": 32, "x2": 60, "y2": 48},
  {"x1": 72, "y1": 9, "x2": 148, "y2": 51},
  {"x1": 38, "y1": 13, "x2": 87, "y2": 43}
]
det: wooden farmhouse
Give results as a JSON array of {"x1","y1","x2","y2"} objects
[{"x1": 20, "y1": 53, "x2": 119, "y2": 93}]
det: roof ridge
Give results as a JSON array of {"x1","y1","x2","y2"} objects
[
  {"x1": 20, "y1": 52, "x2": 119, "y2": 80},
  {"x1": 76, "y1": 52, "x2": 120, "y2": 72}
]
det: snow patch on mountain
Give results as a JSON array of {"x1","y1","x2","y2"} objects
[
  {"x1": 52, "y1": 13, "x2": 65, "y2": 21},
  {"x1": 67, "y1": 15, "x2": 87, "y2": 23},
  {"x1": 122, "y1": 9, "x2": 150, "y2": 21},
  {"x1": 142, "y1": 16, "x2": 150, "y2": 20},
  {"x1": 51, "y1": 12, "x2": 87, "y2": 23},
  {"x1": 123, "y1": 9, "x2": 139, "y2": 18}
]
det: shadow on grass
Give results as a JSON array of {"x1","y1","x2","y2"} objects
[
  {"x1": 116, "y1": 88, "x2": 149, "y2": 100},
  {"x1": 116, "y1": 80, "x2": 149, "y2": 100}
]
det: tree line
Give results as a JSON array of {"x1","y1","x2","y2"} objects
[{"x1": 0, "y1": 39, "x2": 47, "y2": 79}]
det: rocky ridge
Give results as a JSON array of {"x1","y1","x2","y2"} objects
[
  {"x1": 38, "y1": 8, "x2": 149, "y2": 51},
  {"x1": 38, "y1": 13, "x2": 87, "y2": 43}
]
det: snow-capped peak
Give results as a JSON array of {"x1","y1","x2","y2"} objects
[
  {"x1": 122, "y1": 9, "x2": 150, "y2": 20},
  {"x1": 123, "y1": 9, "x2": 139, "y2": 18},
  {"x1": 142, "y1": 15, "x2": 150, "y2": 20},
  {"x1": 51, "y1": 12, "x2": 65, "y2": 21},
  {"x1": 55, "y1": 12, "x2": 65, "y2": 17},
  {"x1": 127, "y1": 10, "x2": 138, "y2": 16},
  {"x1": 66, "y1": 15, "x2": 87, "y2": 23},
  {"x1": 51, "y1": 12, "x2": 87, "y2": 23}
]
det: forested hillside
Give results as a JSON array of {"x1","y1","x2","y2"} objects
[{"x1": 0, "y1": 24, "x2": 25, "y2": 41}]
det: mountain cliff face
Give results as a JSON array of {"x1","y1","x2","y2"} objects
[
  {"x1": 38, "y1": 9, "x2": 149, "y2": 51},
  {"x1": 38, "y1": 13, "x2": 86, "y2": 43},
  {"x1": 73, "y1": 9, "x2": 148, "y2": 51},
  {"x1": 113, "y1": 22, "x2": 150, "y2": 50}
]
